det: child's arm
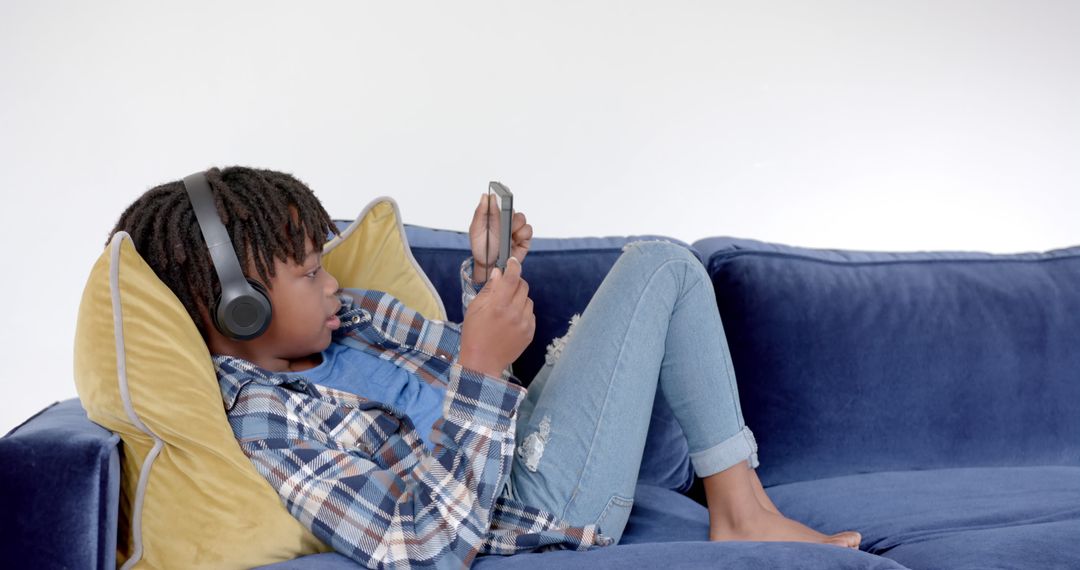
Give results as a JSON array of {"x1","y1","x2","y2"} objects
[{"x1": 231, "y1": 363, "x2": 525, "y2": 569}]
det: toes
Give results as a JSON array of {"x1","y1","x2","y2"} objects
[
  {"x1": 841, "y1": 531, "x2": 862, "y2": 549},
  {"x1": 828, "y1": 531, "x2": 862, "y2": 549},
  {"x1": 824, "y1": 536, "x2": 849, "y2": 548}
]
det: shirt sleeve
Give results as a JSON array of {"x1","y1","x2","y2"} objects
[
  {"x1": 459, "y1": 257, "x2": 486, "y2": 315},
  {"x1": 235, "y1": 365, "x2": 527, "y2": 569}
]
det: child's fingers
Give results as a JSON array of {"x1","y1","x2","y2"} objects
[
  {"x1": 512, "y1": 223, "x2": 533, "y2": 244},
  {"x1": 502, "y1": 255, "x2": 522, "y2": 283},
  {"x1": 511, "y1": 212, "x2": 527, "y2": 232},
  {"x1": 510, "y1": 272, "x2": 530, "y2": 309},
  {"x1": 471, "y1": 194, "x2": 492, "y2": 227},
  {"x1": 491, "y1": 257, "x2": 522, "y2": 302}
]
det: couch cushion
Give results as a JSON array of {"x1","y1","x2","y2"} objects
[
  {"x1": 325, "y1": 197, "x2": 446, "y2": 321},
  {"x1": 72, "y1": 233, "x2": 330, "y2": 568},
  {"x1": 266, "y1": 543, "x2": 906, "y2": 570},
  {"x1": 0, "y1": 400, "x2": 119, "y2": 570},
  {"x1": 260, "y1": 484, "x2": 907, "y2": 569},
  {"x1": 767, "y1": 466, "x2": 1080, "y2": 569},
  {"x1": 694, "y1": 236, "x2": 1080, "y2": 487},
  {"x1": 405, "y1": 227, "x2": 698, "y2": 493}
]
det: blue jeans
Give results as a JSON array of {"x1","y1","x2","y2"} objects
[{"x1": 507, "y1": 240, "x2": 759, "y2": 545}]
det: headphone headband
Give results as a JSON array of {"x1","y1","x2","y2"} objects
[
  {"x1": 183, "y1": 173, "x2": 248, "y2": 294},
  {"x1": 183, "y1": 171, "x2": 272, "y2": 340}
]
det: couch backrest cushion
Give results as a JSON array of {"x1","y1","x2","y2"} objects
[
  {"x1": 403, "y1": 227, "x2": 698, "y2": 493},
  {"x1": 694, "y1": 237, "x2": 1080, "y2": 487},
  {"x1": 72, "y1": 197, "x2": 442, "y2": 569}
]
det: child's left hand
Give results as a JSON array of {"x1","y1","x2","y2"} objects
[{"x1": 468, "y1": 193, "x2": 533, "y2": 282}]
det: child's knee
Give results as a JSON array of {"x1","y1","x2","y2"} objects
[
  {"x1": 620, "y1": 239, "x2": 706, "y2": 280},
  {"x1": 621, "y1": 239, "x2": 696, "y2": 263}
]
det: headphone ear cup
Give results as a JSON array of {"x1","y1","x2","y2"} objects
[
  {"x1": 210, "y1": 293, "x2": 226, "y2": 337},
  {"x1": 247, "y1": 278, "x2": 270, "y2": 300},
  {"x1": 214, "y1": 280, "x2": 272, "y2": 340},
  {"x1": 246, "y1": 279, "x2": 273, "y2": 337}
]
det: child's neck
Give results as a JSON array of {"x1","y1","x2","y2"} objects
[
  {"x1": 285, "y1": 352, "x2": 324, "y2": 372},
  {"x1": 206, "y1": 329, "x2": 325, "y2": 373}
]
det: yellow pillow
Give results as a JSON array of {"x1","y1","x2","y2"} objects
[
  {"x1": 73, "y1": 196, "x2": 444, "y2": 568},
  {"x1": 323, "y1": 196, "x2": 446, "y2": 321}
]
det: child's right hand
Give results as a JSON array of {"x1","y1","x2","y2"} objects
[{"x1": 459, "y1": 256, "x2": 535, "y2": 378}]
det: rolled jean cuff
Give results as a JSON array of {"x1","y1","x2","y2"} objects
[{"x1": 688, "y1": 426, "x2": 758, "y2": 477}]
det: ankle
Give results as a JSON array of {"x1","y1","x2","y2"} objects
[
  {"x1": 709, "y1": 497, "x2": 768, "y2": 533},
  {"x1": 701, "y1": 461, "x2": 762, "y2": 529},
  {"x1": 701, "y1": 461, "x2": 752, "y2": 499}
]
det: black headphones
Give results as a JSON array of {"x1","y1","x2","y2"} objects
[{"x1": 183, "y1": 171, "x2": 273, "y2": 340}]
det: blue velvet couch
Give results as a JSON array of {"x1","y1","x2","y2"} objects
[{"x1": 4, "y1": 225, "x2": 1078, "y2": 569}]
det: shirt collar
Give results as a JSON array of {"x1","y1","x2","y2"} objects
[{"x1": 213, "y1": 354, "x2": 291, "y2": 410}]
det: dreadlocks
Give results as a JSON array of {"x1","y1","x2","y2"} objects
[{"x1": 108, "y1": 166, "x2": 339, "y2": 339}]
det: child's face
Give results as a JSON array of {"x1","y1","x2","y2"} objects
[{"x1": 248, "y1": 236, "x2": 342, "y2": 364}]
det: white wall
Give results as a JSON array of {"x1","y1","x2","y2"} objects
[{"x1": 2, "y1": 1, "x2": 1078, "y2": 432}]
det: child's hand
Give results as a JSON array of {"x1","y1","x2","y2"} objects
[
  {"x1": 458, "y1": 257, "x2": 535, "y2": 378},
  {"x1": 468, "y1": 193, "x2": 533, "y2": 283}
]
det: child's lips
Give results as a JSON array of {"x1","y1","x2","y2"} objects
[{"x1": 326, "y1": 315, "x2": 341, "y2": 330}]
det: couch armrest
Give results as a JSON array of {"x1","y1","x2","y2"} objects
[{"x1": 1, "y1": 398, "x2": 119, "y2": 570}]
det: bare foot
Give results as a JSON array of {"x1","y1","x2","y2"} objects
[
  {"x1": 710, "y1": 507, "x2": 862, "y2": 549},
  {"x1": 747, "y1": 468, "x2": 860, "y2": 547},
  {"x1": 703, "y1": 460, "x2": 861, "y2": 549},
  {"x1": 747, "y1": 465, "x2": 782, "y2": 515}
]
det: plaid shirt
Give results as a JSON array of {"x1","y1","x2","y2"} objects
[{"x1": 215, "y1": 258, "x2": 613, "y2": 569}]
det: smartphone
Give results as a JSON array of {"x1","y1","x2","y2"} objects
[{"x1": 487, "y1": 181, "x2": 514, "y2": 272}]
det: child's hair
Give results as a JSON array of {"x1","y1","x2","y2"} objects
[{"x1": 109, "y1": 166, "x2": 339, "y2": 339}]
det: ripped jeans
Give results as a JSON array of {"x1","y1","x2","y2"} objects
[{"x1": 507, "y1": 240, "x2": 759, "y2": 546}]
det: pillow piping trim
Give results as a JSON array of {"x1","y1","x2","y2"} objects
[
  {"x1": 110, "y1": 231, "x2": 165, "y2": 570},
  {"x1": 324, "y1": 195, "x2": 448, "y2": 321}
]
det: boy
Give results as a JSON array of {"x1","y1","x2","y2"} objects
[
  {"x1": 109, "y1": 166, "x2": 608, "y2": 569},
  {"x1": 113, "y1": 166, "x2": 860, "y2": 568}
]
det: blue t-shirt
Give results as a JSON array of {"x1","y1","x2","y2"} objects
[{"x1": 288, "y1": 341, "x2": 447, "y2": 452}]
